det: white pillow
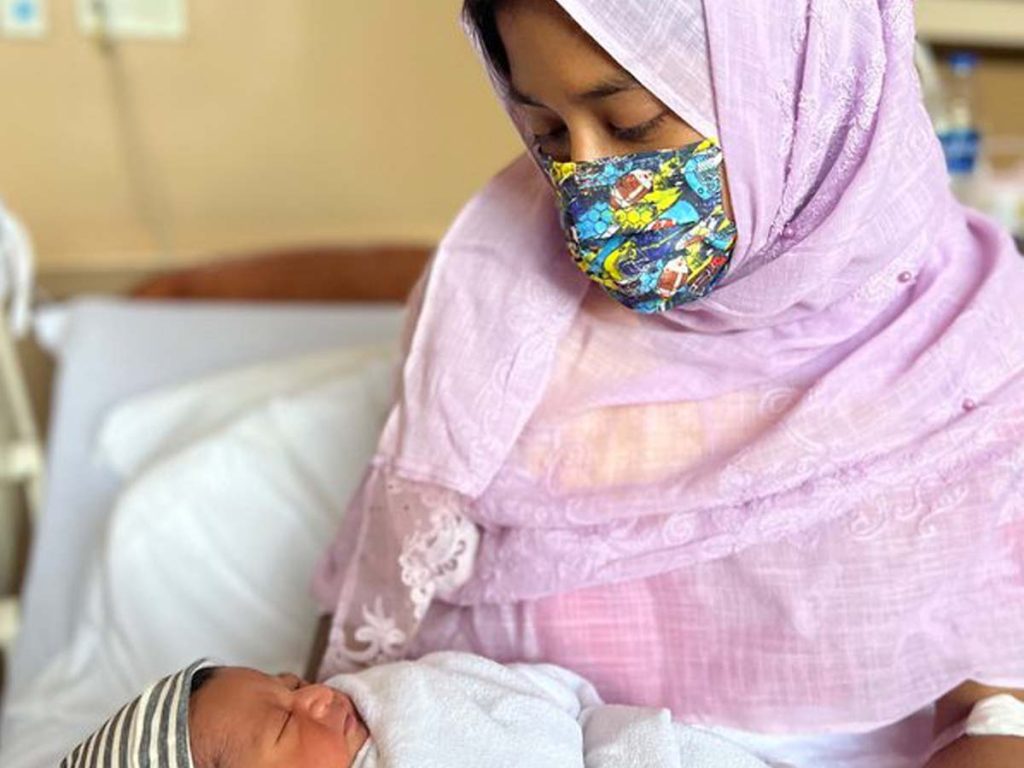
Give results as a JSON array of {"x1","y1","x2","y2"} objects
[
  {"x1": 97, "y1": 344, "x2": 395, "y2": 479},
  {"x1": 103, "y1": 348, "x2": 394, "y2": 674},
  {"x1": 0, "y1": 348, "x2": 393, "y2": 768}
]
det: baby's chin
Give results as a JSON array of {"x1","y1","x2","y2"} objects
[{"x1": 347, "y1": 718, "x2": 370, "y2": 757}]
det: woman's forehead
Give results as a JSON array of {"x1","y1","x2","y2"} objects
[{"x1": 498, "y1": 0, "x2": 636, "y2": 102}]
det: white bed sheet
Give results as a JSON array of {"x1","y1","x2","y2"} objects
[{"x1": 6, "y1": 297, "x2": 405, "y2": 699}]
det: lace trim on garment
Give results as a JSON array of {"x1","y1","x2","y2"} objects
[
  {"x1": 341, "y1": 596, "x2": 410, "y2": 666},
  {"x1": 338, "y1": 508, "x2": 479, "y2": 666},
  {"x1": 399, "y1": 508, "x2": 480, "y2": 621}
]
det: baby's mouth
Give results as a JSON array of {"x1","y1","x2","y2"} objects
[{"x1": 331, "y1": 691, "x2": 362, "y2": 736}]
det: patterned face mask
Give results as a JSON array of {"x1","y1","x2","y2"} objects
[{"x1": 544, "y1": 139, "x2": 737, "y2": 313}]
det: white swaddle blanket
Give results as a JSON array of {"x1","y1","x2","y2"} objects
[{"x1": 330, "y1": 652, "x2": 769, "y2": 768}]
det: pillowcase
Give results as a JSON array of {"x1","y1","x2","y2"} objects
[{"x1": 96, "y1": 344, "x2": 395, "y2": 479}]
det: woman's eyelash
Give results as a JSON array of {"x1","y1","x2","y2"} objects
[
  {"x1": 614, "y1": 111, "x2": 671, "y2": 141},
  {"x1": 533, "y1": 126, "x2": 567, "y2": 145},
  {"x1": 532, "y1": 111, "x2": 672, "y2": 149}
]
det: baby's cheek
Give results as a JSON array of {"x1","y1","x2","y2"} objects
[{"x1": 300, "y1": 727, "x2": 361, "y2": 768}]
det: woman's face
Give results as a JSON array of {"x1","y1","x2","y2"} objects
[
  {"x1": 496, "y1": 0, "x2": 704, "y2": 163},
  {"x1": 188, "y1": 668, "x2": 369, "y2": 768}
]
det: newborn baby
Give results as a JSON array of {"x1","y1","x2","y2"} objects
[{"x1": 60, "y1": 653, "x2": 769, "y2": 768}]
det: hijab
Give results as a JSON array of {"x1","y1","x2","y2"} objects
[{"x1": 315, "y1": 0, "x2": 1024, "y2": 732}]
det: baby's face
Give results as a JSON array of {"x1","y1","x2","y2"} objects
[{"x1": 188, "y1": 667, "x2": 369, "y2": 768}]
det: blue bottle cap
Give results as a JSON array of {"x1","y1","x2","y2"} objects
[{"x1": 949, "y1": 51, "x2": 978, "y2": 72}]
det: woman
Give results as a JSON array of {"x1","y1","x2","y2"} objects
[{"x1": 312, "y1": 0, "x2": 1024, "y2": 765}]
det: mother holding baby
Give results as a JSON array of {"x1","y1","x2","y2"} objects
[{"x1": 309, "y1": 0, "x2": 1024, "y2": 765}]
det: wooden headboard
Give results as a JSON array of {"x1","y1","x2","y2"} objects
[{"x1": 131, "y1": 245, "x2": 433, "y2": 303}]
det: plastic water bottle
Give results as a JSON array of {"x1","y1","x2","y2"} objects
[{"x1": 937, "y1": 52, "x2": 983, "y2": 197}]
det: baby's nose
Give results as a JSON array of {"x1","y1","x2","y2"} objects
[{"x1": 293, "y1": 683, "x2": 338, "y2": 719}]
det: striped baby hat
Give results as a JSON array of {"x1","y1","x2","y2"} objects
[{"x1": 59, "y1": 660, "x2": 215, "y2": 768}]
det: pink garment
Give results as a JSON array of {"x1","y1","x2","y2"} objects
[{"x1": 315, "y1": 0, "x2": 1024, "y2": 739}]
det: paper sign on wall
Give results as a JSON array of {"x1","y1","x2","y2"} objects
[{"x1": 78, "y1": 0, "x2": 187, "y2": 40}]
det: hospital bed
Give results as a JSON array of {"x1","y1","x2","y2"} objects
[{"x1": 0, "y1": 246, "x2": 428, "y2": 767}]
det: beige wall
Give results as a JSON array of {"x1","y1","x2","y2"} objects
[
  {"x1": 1, "y1": 3, "x2": 1022, "y2": 271},
  {"x1": 0, "y1": 1, "x2": 522, "y2": 270}
]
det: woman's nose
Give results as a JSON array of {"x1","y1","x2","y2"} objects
[
  {"x1": 569, "y1": 131, "x2": 612, "y2": 163},
  {"x1": 563, "y1": 120, "x2": 627, "y2": 163}
]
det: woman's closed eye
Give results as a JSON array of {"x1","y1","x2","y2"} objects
[
  {"x1": 530, "y1": 124, "x2": 567, "y2": 150},
  {"x1": 613, "y1": 110, "x2": 671, "y2": 142},
  {"x1": 531, "y1": 110, "x2": 673, "y2": 153}
]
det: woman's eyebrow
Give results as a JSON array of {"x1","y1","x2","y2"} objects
[
  {"x1": 508, "y1": 84, "x2": 544, "y2": 107},
  {"x1": 577, "y1": 73, "x2": 642, "y2": 101},
  {"x1": 508, "y1": 73, "x2": 643, "y2": 108}
]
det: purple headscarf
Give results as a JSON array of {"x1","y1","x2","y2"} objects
[{"x1": 316, "y1": 0, "x2": 1024, "y2": 734}]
